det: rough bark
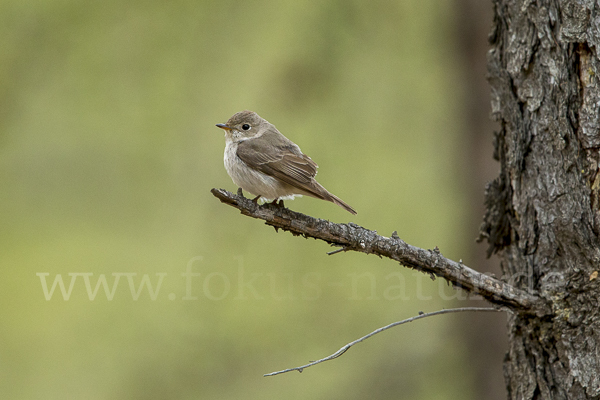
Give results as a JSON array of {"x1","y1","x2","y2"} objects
[{"x1": 481, "y1": 0, "x2": 600, "y2": 398}]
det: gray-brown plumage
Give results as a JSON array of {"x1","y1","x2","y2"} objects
[{"x1": 216, "y1": 110, "x2": 356, "y2": 215}]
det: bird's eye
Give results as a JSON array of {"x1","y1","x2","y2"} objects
[{"x1": 241, "y1": 124, "x2": 251, "y2": 131}]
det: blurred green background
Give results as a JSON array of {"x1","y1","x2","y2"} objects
[{"x1": 0, "y1": 1, "x2": 503, "y2": 399}]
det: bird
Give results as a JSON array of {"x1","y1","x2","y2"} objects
[{"x1": 215, "y1": 110, "x2": 356, "y2": 215}]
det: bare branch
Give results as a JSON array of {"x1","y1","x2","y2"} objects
[
  {"x1": 211, "y1": 188, "x2": 550, "y2": 316},
  {"x1": 264, "y1": 307, "x2": 503, "y2": 377}
]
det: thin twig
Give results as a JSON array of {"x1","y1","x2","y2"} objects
[
  {"x1": 264, "y1": 307, "x2": 503, "y2": 377},
  {"x1": 211, "y1": 188, "x2": 549, "y2": 316},
  {"x1": 327, "y1": 246, "x2": 347, "y2": 255}
]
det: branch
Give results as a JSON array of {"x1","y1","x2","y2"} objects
[
  {"x1": 264, "y1": 307, "x2": 502, "y2": 376},
  {"x1": 211, "y1": 188, "x2": 550, "y2": 316}
]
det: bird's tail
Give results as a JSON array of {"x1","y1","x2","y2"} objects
[
  {"x1": 308, "y1": 181, "x2": 357, "y2": 215},
  {"x1": 328, "y1": 193, "x2": 357, "y2": 215}
]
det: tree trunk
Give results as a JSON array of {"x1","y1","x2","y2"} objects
[{"x1": 481, "y1": 0, "x2": 600, "y2": 398}]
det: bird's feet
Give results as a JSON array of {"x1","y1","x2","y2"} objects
[
  {"x1": 270, "y1": 199, "x2": 285, "y2": 208},
  {"x1": 241, "y1": 192, "x2": 283, "y2": 207}
]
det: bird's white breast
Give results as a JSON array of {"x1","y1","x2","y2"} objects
[{"x1": 223, "y1": 139, "x2": 301, "y2": 201}]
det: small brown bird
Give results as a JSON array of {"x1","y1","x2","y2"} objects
[{"x1": 216, "y1": 111, "x2": 356, "y2": 214}]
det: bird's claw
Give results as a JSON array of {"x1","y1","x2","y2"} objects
[{"x1": 270, "y1": 199, "x2": 285, "y2": 208}]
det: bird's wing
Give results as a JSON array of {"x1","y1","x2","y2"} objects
[{"x1": 236, "y1": 132, "x2": 318, "y2": 186}]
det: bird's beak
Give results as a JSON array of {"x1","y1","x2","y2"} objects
[{"x1": 216, "y1": 123, "x2": 232, "y2": 131}]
